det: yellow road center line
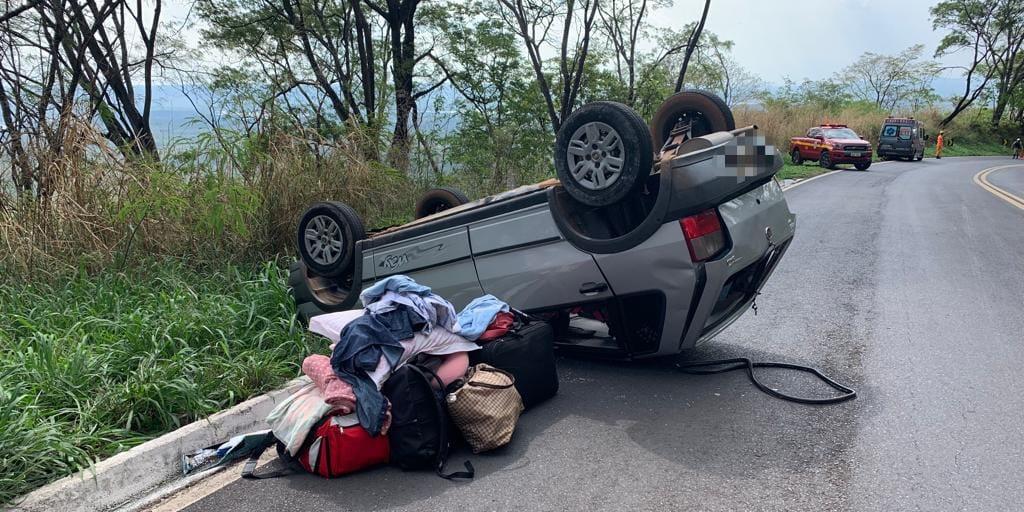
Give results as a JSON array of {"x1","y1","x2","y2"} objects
[{"x1": 973, "y1": 164, "x2": 1024, "y2": 210}]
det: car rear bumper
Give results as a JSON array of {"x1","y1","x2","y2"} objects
[
  {"x1": 679, "y1": 179, "x2": 794, "y2": 351},
  {"x1": 609, "y1": 180, "x2": 795, "y2": 358},
  {"x1": 877, "y1": 146, "x2": 914, "y2": 156},
  {"x1": 692, "y1": 238, "x2": 790, "y2": 346}
]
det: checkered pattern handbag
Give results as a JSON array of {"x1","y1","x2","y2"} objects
[{"x1": 445, "y1": 364, "x2": 524, "y2": 453}]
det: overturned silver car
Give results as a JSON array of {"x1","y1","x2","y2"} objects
[{"x1": 290, "y1": 91, "x2": 795, "y2": 359}]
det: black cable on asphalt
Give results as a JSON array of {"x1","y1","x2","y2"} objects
[{"x1": 676, "y1": 357, "x2": 857, "y2": 405}]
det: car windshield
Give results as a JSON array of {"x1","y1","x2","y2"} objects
[{"x1": 823, "y1": 128, "x2": 859, "y2": 139}]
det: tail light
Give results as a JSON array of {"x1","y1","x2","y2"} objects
[{"x1": 680, "y1": 209, "x2": 726, "y2": 262}]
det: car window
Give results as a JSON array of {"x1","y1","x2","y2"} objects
[
  {"x1": 823, "y1": 128, "x2": 859, "y2": 139},
  {"x1": 882, "y1": 125, "x2": 899, "y2": 138},
  {"x1": 808, "y1": 128, "x2": 820, "y2": 138},
  {"x1": 898, "y1": 126, "x2": 912, "y2": 140}
]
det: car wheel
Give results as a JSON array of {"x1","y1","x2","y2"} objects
[
  {"x1": 649, "y1": 89, "x2": 735, "y2": 149},
  {"x1": 555, "y1": 101, "x2": 653, "y2": 207},
  {"x1": 915, "y1": 150, "x2": 924, "y2": 161},
  {"x1": 414, "y1": 187, "x2": 470, "y2": 219},
  {"x1": 791, "y1": 149, "x2": 803, "y2": 165},
  {"x1": 819, "y1": 151, "x2": 835, "y2": 169},
  {"x1": 854, "y1": 162, "x2": 871, "y2": 171},
  {"x1": 288, "y1": 260, "x2": 354, "y2": 311},
  {"x1": 296, "y1": 201, "x2": 365, "y2": 277}
]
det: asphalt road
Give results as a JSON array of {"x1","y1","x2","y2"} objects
[
  {"x1": 985, "y1": 161, "x2": 1024, "y2": 200},
  {"x1": 183, "y1": 157, "x2": 1024, "y2": 512}
]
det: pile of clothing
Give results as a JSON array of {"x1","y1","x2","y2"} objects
[{"x1": 268, "y1": 276, "x2": 513, "y2": 456}]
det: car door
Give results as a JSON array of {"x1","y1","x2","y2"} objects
[
  {"x1": 469, "y1": 203, "x2": 614, "y2": 310},
  {"x1": 804, "y1": 128, "x2": 821, "y2": 158},
  {"x1": 371, "y1": 226, "x2": 485, "y2": 311}
]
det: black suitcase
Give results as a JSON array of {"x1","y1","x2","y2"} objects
[{"x1": 468, "y1": 319, "x2": 558, "y2": 410}]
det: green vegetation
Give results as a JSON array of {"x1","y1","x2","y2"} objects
[
  {"x1": 936, "y1": 141, "x2": 1010, "y2": 158},
  {"x1": 777, "y1": 163, "x2": 832, "y2": 181},
  {"x1": 1, "y1": 0, "x2": 1023, "y2": 503},
  {"x1": 0, "y1": 262, "x2": 322, "y2": 503}
]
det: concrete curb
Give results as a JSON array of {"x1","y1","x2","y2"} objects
[{"x1": 8, "y1": 377, "x2": 309, "y2": 512}]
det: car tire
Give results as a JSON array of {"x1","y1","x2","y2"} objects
[
  {"x1": 414, "y1": 187, "x2": 470, "y2": 219},
  {"x1": 820, "y1": 151, "x2": 835, "y2": 169},
  {"x1": 854, "y1": 162, "x2": 871, "y2": 171},
  {"x1": 791, "y1": 149, "x2": 803, "y2": 165},
  {"x1": 296, "y1": 201, "x2": 365, "y2": 277},
  {"x1": 649, "y1": 90, "x2": 735, "y2": 149},
  {"x1": 915, "y1": 150, "x2": 924, "y2": 161},
  {"x1": 555, "y1": 101, "x2": 653, "y2": 207}
]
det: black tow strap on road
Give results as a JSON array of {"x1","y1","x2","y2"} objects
[{"x1": 676, "y1": 358, "x2": 857, "y2": 405}]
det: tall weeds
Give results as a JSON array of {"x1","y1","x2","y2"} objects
[
  {"x1": 0, "y1": 262, "x2": 323, "y2": 504},
  {"x1": 735, "y1": 102, "x2": 1015, "y2": 154},
  {"x1": 0, "y1": 122, "x2": 419, "y2": 279}
]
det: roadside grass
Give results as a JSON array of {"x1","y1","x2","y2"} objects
[
  {"x1": 935, "y1": 141, "x2": 1011, "y2": 158},
  {"x1": 0, "y1": 261, "x2": 323, "y2": 505},
  {"x1": 777, "y1": 162, "x2": 832, "y2": 181}
]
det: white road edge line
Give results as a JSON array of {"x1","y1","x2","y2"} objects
[
  {"x1": 782, "y1": 170, "x2": 842, "y2": 191},
  {"x1": 781, "y1": 160, "x2": 894, "y2": 192}
]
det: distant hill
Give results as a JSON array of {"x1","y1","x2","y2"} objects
[{"x1": 141, "y1": 75, "x2": 976, "y2": 148}]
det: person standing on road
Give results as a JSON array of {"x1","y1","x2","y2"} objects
[
  {"x1": 935, "y1": 131, "x2": 945, "y2": 159},
  {"x1": 1013, "y1": 137, "x2": 1022, "y2": 159}
]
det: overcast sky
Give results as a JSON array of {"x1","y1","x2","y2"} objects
[{"x1": 660, "y1": 0, "x2": 967, "y2": 83}]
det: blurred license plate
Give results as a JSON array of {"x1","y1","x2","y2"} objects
[{"x1": 848, "y1": 151, "x2": 862, "y2": 157}]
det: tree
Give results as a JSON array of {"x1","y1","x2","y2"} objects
[
  {"x1": 932, "y1": 0, "x2": 1024, "y2": 127},
  {"x1": 424, "y1": 1, "x2": 550, "y2": 190},
  {"x1": 760, "y1": 78, "x2": 852, "y2": 112},
  {"x1": 67, "y1": 0, "x2": 166, "y2": 159},
  {"x1": 673, "y1": 0, "x2": 709, "y2": 93},
  {"x1": 594, "y1": 0, "x2": 670, "y2": 107},
  {"x1": 641, "y1": 25, "x2": 761, "y2": 108},
  {"x1": 365, "y1": 0, "x2": 442, "y2": 171},
  {"x1": 1, "y1": 0, "x2": 169, "y2": 197},
  {"x1": 198, "y1": 0, "x2": 384, "y2": 158},
  {"x1": 839, "y1": 45, "x2": 939, "y2": 113},
  {"x1": 495, "y1": 0, "x2": 599, "y2": 135},
  {"x1": 199, "y1": 0, "x2": 448, "y2": 169}
]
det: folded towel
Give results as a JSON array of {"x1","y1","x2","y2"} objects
[{"x1": 302, "y1": 354, "x2": 356, "y2": 414}]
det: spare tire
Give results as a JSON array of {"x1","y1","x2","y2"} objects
[
  {"x1": 413, "y1": 187, "x2": 470, "y2": 219},
  {"x1": 296, "y1": 201, "x2": 365, "y2": 277},
  {"x1": 554, "y1": 101, "x2": 653, "y2": 207},
  {"x1": 650, "y1": 90, "x2": 735, "y2": 149}
]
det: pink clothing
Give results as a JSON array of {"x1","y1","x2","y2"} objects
[
  {"x1": 302, "y1": 355, "x2": 356, "y2": 414},
  {"x1": 436, "y1": 352, "x2": 469, "y2": 386}
]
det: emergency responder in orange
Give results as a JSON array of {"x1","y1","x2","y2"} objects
[{"x1": 935, "y1": 131, "x2": 945, "y2": 159}]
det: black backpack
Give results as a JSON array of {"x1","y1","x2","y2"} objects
[{"x1": 381, "y1": 364, "x2": 473, "y2": 480}]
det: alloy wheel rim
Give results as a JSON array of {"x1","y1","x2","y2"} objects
[
  {"x1": 304, "y1": 214, "x2": 344, "y2": 266},
  {"x1": 566, "y1": 121, "x2": 626, "y2": 191}
]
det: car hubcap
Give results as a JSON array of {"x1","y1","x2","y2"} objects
[
  {"x1": 304, "y1": 214, "x2": 344, "y2": 266},
  {"x1": 567, "y1": 121, "x2": 625, "y2": 191}
]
